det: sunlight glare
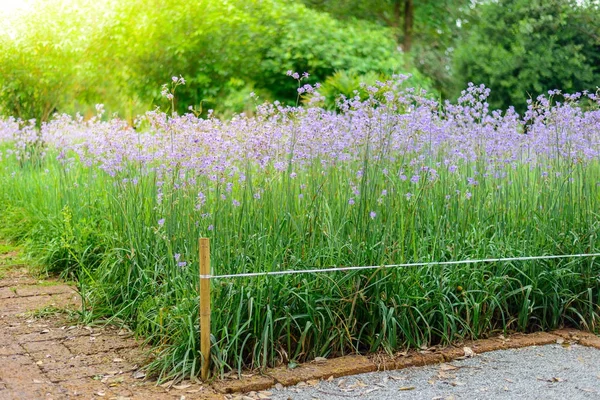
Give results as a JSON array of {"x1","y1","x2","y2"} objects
[{"x1": 0, "y1": 0, "x2": 32, "y2": 13}]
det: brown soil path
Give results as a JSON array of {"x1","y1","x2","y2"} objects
[{"x1": 0, "y1": 245, "x2": 220, "y2": 400}]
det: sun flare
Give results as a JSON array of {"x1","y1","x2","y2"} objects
[{"x1": 0, "y1": 0, "x2": 31, "y2": 13}]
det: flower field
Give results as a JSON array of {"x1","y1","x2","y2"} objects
[{"x1": 1, "y1": 77, "x2": 600, "y2": 380}]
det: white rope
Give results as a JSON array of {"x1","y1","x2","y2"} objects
[{"x1": 199, "y1": 252, "x2": 600, "y2": 279}]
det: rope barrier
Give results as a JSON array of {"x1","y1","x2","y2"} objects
[{"x1": 199, "y1": 252, "x2": 600, "y2": 279}]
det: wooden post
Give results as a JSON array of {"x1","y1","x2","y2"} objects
[{"x1": 199, "y1": 238, "x2": 211, "y2": 380}]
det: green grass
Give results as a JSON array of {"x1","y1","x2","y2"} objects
[{"x1": 24, "y1": 305, "x2": 78, "y2": 320}]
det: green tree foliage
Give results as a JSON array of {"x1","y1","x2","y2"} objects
[
  {"x1": 453, "y1": 0, "x2": 600, "y2": 111},
  {"x1": 300, "y1": 0, "x2": 473, "y2": 95},
  {"x1": 0, "y1": 0, "x2": 407, "y2": 120},
  {"x1": 0, "y1": 2, "x2": 94, "y2": 122},
  {"x1": 104, "y1": 0, "x2": 405, "y2": 115}
]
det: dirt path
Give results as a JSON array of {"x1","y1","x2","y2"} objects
[{"x1": 0, "y1": 245, "x2": 220, "y2": 400}]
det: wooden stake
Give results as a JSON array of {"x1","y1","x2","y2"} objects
[{"x1": 199, "y1": 237, "x2": 211, "y2": 380}]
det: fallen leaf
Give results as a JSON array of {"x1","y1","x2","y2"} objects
[
  {"x1": 160, "y1": 379, "x2": 176, "y2": 388},
  {"x1": 556, "y1": 338, "x2": 565, "y2": 345},
  {"x1": 40, "y1": 329, "x2": 50, "y2": 334},
  {"x1": 173, "y1": 384, "x2": 192, "y2": 390},
  {"x1": 437, "y1": 371, "x2": 454, "y2": 380},
  {"x1": 399, "y1": 386, "x2": 416, "y2": 391},
  {"x1": 113, "y1": 358, "x2": 124, "y2": 363},
  {"x1": 95, "y1": 391, "x2": 106, "y2": 397},
  {"x1": 440, "y1": 364, "x2": 458, "y2": 371},
  {"x1": 314, "y1": 357, "x2": 327, "y2": 363},
  {"x1": 327, "y1": 376, "x2": 334, "y2": 382},
  {"x1": 463, "y1": 347, "x2": 475, "y2": 357},
  {"x1": 274, "y1": 383, "x2": 284, "y2": 390},
  {"x1": 132, "y1": 371, "x2": 146, "y2": 379},
  {"x1": 307, "y1": 379, "x2": 319, "y2": 386}
]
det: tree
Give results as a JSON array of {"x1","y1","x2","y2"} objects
[
  {"x1": 300, "y1": 0, "x2": 473, "y2": 95},
  {"x1": 0, "y1": 1, "x2": 100, "y2": 122},
  {"x1": 453, "y1": 0, "x2": 600, "y2": 111}
]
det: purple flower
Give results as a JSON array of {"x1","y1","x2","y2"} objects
[
  {"x1": 158, "y1": 218, "x2": 165, "y2": 226},
  {"x1": 178, "y1": 261, "x2": 187, "y2": 268},
  {"x1": 369, "y1": 211, "x2": 376, "y2": 219},
  {"x1": 348, "y1": 198, "x2": 355, "y2": 205}
]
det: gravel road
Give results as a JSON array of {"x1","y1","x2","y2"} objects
[{"x1": 269, "y1": 344, "x2": 600, "y2": 400}]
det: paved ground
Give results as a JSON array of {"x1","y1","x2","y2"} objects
[
  {"x1": 266, "y1": 343, "x2": 600, "y2": 399},
  {"x1": 0, "y1": 244, "x2": 219, "y2": 400}
]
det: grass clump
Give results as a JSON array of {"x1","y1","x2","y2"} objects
[{"x1": 0, "y1": 79, "x2": 599, "y2": 381}]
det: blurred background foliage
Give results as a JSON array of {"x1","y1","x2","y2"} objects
[{"x1": 0, "y1": 0, "x2": 598, "y2": 122}]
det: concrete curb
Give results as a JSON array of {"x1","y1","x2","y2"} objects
[{"x1": 212, "y1": 329, "x2": 595, "y2": 395}]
